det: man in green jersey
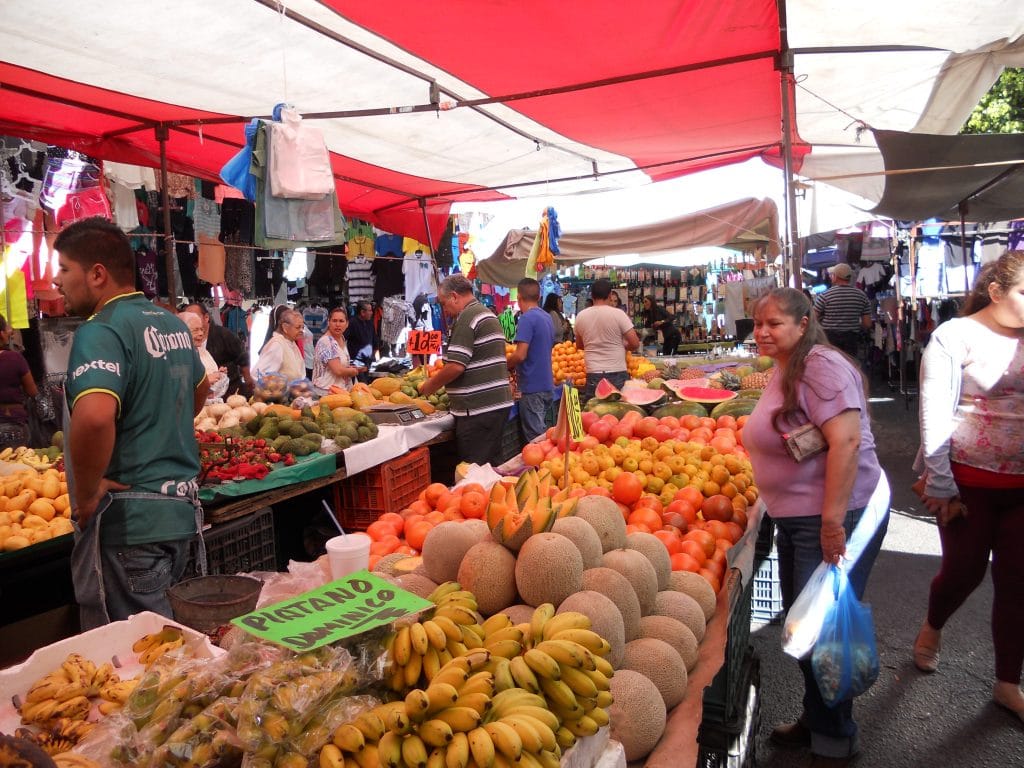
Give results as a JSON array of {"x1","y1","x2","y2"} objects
[{"x1": 54, "y1": 218, "x2": 210, "y2": 628}]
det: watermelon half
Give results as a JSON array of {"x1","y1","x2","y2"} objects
[
  {"x1": 676, "y1": 387, "x2": 738, "y2": 406},
  {"x1": 663, "y1": 378, "x2": 710, "y2": 397},
  {"x1": 593, "y1": 378, "x2": 622, "y2": 400},
  {"x1": 619, "y1": 388, "x2": 666, "y2": 407}
]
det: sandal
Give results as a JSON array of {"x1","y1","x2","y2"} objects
[{"x1": 913, "y1": 623, "x2": 941, "y2": 673}]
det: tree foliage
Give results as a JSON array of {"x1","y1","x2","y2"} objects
[{"x1": 961, "y1": 67, "x2": 1024, "y2": 134}]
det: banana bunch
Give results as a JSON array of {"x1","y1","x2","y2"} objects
[
  {"x1": 132, "y1": 625, "x2": 186, "y2": 666},
  {"x1": 148, "y1": 697, "x2": 242, "y2": 768},
  {"x1": 14, "y1": 717, "x2": 95, "y2": 757},
  {"x1": 52, "y1": 755, "x2": 104, "y2": 768},
  {"x1": 19, "y1": 653, "x2": 123, "y2": 726},
  {"x1": 0, "y1": 445, "x2": 58, "y2": 468},
  {"x1": 387, "y1": 582, "x2": 486, "y2": 693}
]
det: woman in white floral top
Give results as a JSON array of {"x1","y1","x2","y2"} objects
[
  {"x1": 312, "y1": 307, "x2": 365, "y2": 394},
  {"x1": 913, "y1": 250, "x2": 1024, "y2": 721}
]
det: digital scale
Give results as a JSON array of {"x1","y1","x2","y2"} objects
[{"x1": 366, "y1": 403, "x2": 426, "y2": 425}]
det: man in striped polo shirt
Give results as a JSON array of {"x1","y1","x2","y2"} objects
[
  {"x1": 815, "y1": 262, "x2": 872, "y2": 359},
  {"x1": 420, "y1": 274, "x2": 513, "y2": 466}
]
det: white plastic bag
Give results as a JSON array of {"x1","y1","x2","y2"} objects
[
  {"x1": 269, "y1": 108, "x2": 334, "y2": 199},
  {"x1": 782, "y1": 472, "x2": 890, "y2": 659}
]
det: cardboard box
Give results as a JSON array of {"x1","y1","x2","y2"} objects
[{"x1": 0, "y1": 611, "x2": 223, "y2": 733}]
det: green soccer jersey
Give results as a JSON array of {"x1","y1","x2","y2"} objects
[{"x1": 65, "y1": 292, "x2": 206, "y2": 545}]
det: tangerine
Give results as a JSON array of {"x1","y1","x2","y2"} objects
[
  {"x1": 670, "y1": 552, "x2": 702, "y2": 573},
  {"x1": 612, "y1": 472, "x2": 644, "y2": 506}
]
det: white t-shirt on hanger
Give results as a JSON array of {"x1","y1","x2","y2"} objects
[{"x1": 404, "y1": 250, "x2": 437, "y2": 301}]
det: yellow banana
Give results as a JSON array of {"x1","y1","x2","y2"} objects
[
  {"x1": 403, "y1": 650, "x2": 424, "y2": 689},
  {"x1": 20, "y1": 699, "x2": 60, "y2": 723},
  {"x1": 538, "y1": 678, "x2": 578, "y2": 711},
  {"x1": 445, "y1": 732, "x2": 469, "y2": 768},
  {"x1": 458, "y1": 625, "x2": 484, "y2": 650},
  {"x1": 588, "y1": 706, "x2": 609, "y2": 727},
  {"x1": 523, "y1": 649, "x2": 561, "y2": 681},
  {"x1": 88, "y1": 662, "x2": 115, "y2": 694},
  {"x1": 489, "y1": 689, "x2": 546, "y2": 717},
  {"x1": 378, "y1": 731, "x2": 404, "y2": 768},
  {"x1": 131, "y1": 626, "x2": 182, "y2": 653},
  {"x1": 428, "y1": 581, "x2": 463, "y2": 603},
  {"x1": 405, "y1": 689, "x2": 431, "y2": 720},
  {"x1": 352, "y1": 711, "x2": 386, "y2": 742},
  {"x1": 481, "y1": 613, "x2": 511, "y2": 637},
  {"x1": 401, "y1": 733, "x2": 429, "y2": 768},
  {"x1": 418, "y1": 718, "x2": 455, "y2": 748},
  {"x1": 529, "y1": 604, "x2": 555, "y2": 646},
  {"x1": 458, "y1": 671, "x2": 494, "y2": 698},
  {"x1": 536, "y1": 750, "x2": 561, "y2": 768},
  {"x1": 549, "y1": 629, "x2": 610, "y2": 657},
  {"x1": 431, "y1": 663, "x2": 469, "y2": 690},
  {"x1": 498, "y1": 716, "x2": 542, "y2": 754},
  {"x1": 505, "y1": 714, "x2": 556, "y2": 752},
  {"x1": 586, "y1": 668, "x2": 611, "y2": 692},
  {"x1": 51, "y1": 695, "x2": 91, "y2": 721},
  {"x1": 435, "y1": 590, "x2": 478, "y2": 609},
  {"x1": 483, "y1": 625, "x2": 523, "y2": 647},
  {"x1": 436, "y1": 648, "x2": 454, "y2": 668},
  {"x1": 98, "y1": 699, "x2": 121, "y2": 715},
  {"x1": 592, "y1": 655, "x2": 614, "y2": 679},
  {"x1": 426, "y1": 746, "x2": 447, "y2": 768},
  {"x1": 422, "y1": 620, "x2": 448, "y2": 650},
  {"x1": 355, "y1": 744, "x2": 380, "y2": 768},
  {"x1": 410, "y1": 623, "x2": 430, "y2": 656},
  {"x1": 451, "y1": 692, "x2": 492, "y2": 717},
  {"x1": 462, "y1": 649, "x2": 492, "y2": 672},
  {"x1": 555, "y1": 727, "x2": 576, "y2": 750},
  {"x1": 508, "y1": 656, "x2": 541, "y2": 694},
  {"x1": 431, "y1": 706, "x2": 481, "y2": 732},
  {"x1": 497, "y1": 706, "x2": 560, "y2": 734},
  {"x1": 25, "y1": 672, "x2": 72, "y2": 703},
  {"x1": 482, "y1": 721, "x2": 523, "y2": 761},
  {"x1": 595, "y1": 690, "x2": 613, "y2": 708},
  {"x1": 424, "y1": 682, "x2": 460, "y2": 714},
  {"x1": 384, "y1": 705, "x2": 414, "y2": 736},
  {"x1": 558, "y1": 665, "x2": 599, "y2": 699},
  {"x1": 393, "y1": 626, "x2": 413, "y2": 667},
  {"x1": 321, "y1": 744, "x2": 345, "y2": 768},
  {"x1": 333, "y1": 724, "x2": 367, "y2": 753},
  {"x1": 492, "y1": 658, "x2": 515, "y2": 693},
  {"x1": 541, "y1": 612, "x2": 590, "y2": 641},
  {"x1": 422, "y1": 646, "x2": 442, "y2": 682},
  {"x1": 435, "y1": 604, "x2": 477, "y2": 626},
  {"x1": 467, "y1": 727, "x2": 495, "y2": 768},
  {"x1": 533, "y1": 640, "x2": 589, "y2": 670},
  {"x1": 446, "y1": 640, "x2": 470, "y2": 658},
  {"x1": 565, "y1": 715, "x2": 599, "y2": 738},
  {"x1": 482, "y1": 639, "x2": 521, "y2": 660},
  {"x1": 430, "y1": 615, "x2": 464, "y2": 644}
]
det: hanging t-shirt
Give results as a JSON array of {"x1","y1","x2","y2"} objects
[
  {"x1": 402, "y1": 238, "x2": 431, "y2": 255},
  {"x1": 347, "y1": 255, "x2": 375, "y2": 302},
  {"x1": 346, "y1": 220, "x2": 376, "y2": 259},
  {"x1": 404, "y1": 251, "x2": 437, "y2": 301},
  {"x1": 375, "y1": 233, "x2": 404, "y2": 259},
  {"x1": 303, "y1": 305, "x2": 329, "y2": 340},
  {"x1": 372, "y1": 252, "x2": 405, "y2": 303}
]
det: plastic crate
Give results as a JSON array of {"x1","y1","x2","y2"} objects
[
  {"x1": 697, "y1": 654, "x2": 761, "y2": 768},
  {"x1": 751, "y1": 546, "x2": 784, "y2": 627},
  {"x1": 702, "y1": 569, "x2": 753, "y2": 724},
  {"x1": 184, "y1": 506, "x2": 276, "y2": 579},
  {"x1": 495, "y1": 417, "x2": 525, "y2": 465},
  {"x1": 336, "y1": 446, "x2": 431, "y2": 530}
]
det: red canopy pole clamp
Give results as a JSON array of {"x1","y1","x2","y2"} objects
[{"x1": 155, "y1": 123, "x2": 178, "y2": 305}]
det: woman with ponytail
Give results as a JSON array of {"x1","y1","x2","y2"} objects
[{"x1": 912, "y1": 250, "x2": 1024, "y2": 721}]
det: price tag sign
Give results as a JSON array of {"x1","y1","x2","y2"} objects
[
  {"x1": 407, "y1": 330, "x2": 442, "y2": 355},
  {"x1": 563, "y1": 383, "x2": 583, "y2": 442},
  {"x1": 233, "y1": 570, "x2": 432, "y2": 652}
]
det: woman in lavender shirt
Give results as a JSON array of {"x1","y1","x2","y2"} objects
[{"x1": 742, "y1": 288, "x2": 889, "y2": 767}]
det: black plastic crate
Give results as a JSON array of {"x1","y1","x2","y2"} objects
[
  {"x1": 702, "y1": 569, "x2": 753, "y2": 724},
  {"x1": 184, "y1": 506, "x2": 276, "y2": 579},
  {"x1": 751, "y1": 546, "x2": 783, "y2": 627},
  {"x1": 753, "y1": 514, "x2": 774, "y2": 570},
  {"x1": 496, "y1": 417, "x2": 524, "y2": 464},
  {"x1": 698, "y1": 654, "x2": 761, "y2": 768}
]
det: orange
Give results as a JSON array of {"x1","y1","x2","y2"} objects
[
  {"x1": 405, "y1": 520, "x2": 434, "y2": 551},
  {"x1": 670, "y1": 552, "x2": 702, "y2": 573},
  {"x1": 366, "y1": 519, "x2": 398, "y2": 541},
  {"x1": 701, "y1": 494, "x2": 734, "y2": 523},
  {"x1": 677, "y1": 539, "x2": 707, "y2": 567},
  {"x1": 683, "y1": 528, "x2": 717, "y2": 559},
  {"x1": 378, "y1": 512, "x2": 405, "y2": 535},
  {"x1": 716, "y1": 414, "x2": 738, "y2": 430},
  {"x1": 424, "y1": 510, "x2": 445, "y2": 525},
  {"x1": 627, "y1": 507, "x2": 663, "y2": 533},
  {"x1": 674, "y1": 486, "x2": 704, "y2": 510},
  {"x1": 612, "y1": 473, "x2": 643, "y2": 506},
  {"x1": 698, "y1": 568, "x2": 722, "y2": 594},
  {"x1": 460, "y1": 490, "x2": 487, "y2": 519}
]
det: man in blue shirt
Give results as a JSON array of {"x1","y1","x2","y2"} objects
[{"x1": 507, "y1": 278, "x2": 555, "y2": 441}]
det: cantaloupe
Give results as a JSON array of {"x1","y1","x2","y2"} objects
[
  {"x1": 668, "y1": 570, "x2": 717, "y2": 622},
  {"x1": 601, "y1": 548, "x2": 659, "y2": 616},
  {"x1": 639, "y1": 615, "x2": 699, "y2": 672},
  {"x1": 652, "y1": 590, "x2": 706, "y2": 642},
  {"x1": 626, "y1": 532, "x2": 671, "y2": 590},
  {"x1": 608, "y1": 670, "x2": 667, "y2": 761},
  {"x1": 373, "y1": 552, "x2": 412, "y2": 576},
  {"x1": 580, "y1": 567, "x2": 642, "y2": 641},
  {"x1": 514, "y1": 533, "x2": 584, "y2": 608},
  {"x1": 551, "y1": 516, "x2": 604, "y2": 569},
  {"x1": 457, "y1": 540, "x2": 519, "y2": 616},
  {"x1": 421, "y1": 520, "x2": 490, "y2": 584},
  {"x1": 621, "y1": 637, "x2": 688, "y2": 709},
  {"x1": 499, "y1": 604, "x2": 536, "y2": 625},
  {"x1": 558, "y1": 591, "x2": 626, "y2": 668},
  {"x1": 573, "y1": 496, "x2": 627, "y2": 552},
  {"x1": 393, "y1": 573, "x2": 439, "y2": 599}
]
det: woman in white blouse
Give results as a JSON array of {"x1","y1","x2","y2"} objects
[
  {"x1": 253, "y1": 308, "x2": 306, "y2": 382},
  {"x1": 313, "y1": 307, "x2": 365, "y2": 393},
  {"x1": 180, "y1": 311, "x2": 228, "y2": 401}
]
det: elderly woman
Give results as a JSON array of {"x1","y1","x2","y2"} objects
[
  {"x1": 743, "y1": 287, "x2": 889, "y2": 766},
  {"x1": 0, "y1": 315, "x2": 37, "y2": 449},
  {"x1": 253, "y1": 307, "x2": 306, "y2": 382},
  {"x1": 312, "y1": 307, "x2": 365, "y2": 393},
  {"x1": 180, "y1": 312, "x2": 228, "y2": 401}
]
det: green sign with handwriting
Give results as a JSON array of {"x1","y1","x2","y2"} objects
[{"x1": 232, "y1": 570, "x2": 432, "y2": 651}]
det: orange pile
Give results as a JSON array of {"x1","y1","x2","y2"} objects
[{"x1": 552, "y1": 340, "x2": 586, "y2": 387}]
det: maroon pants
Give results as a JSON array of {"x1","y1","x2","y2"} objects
[{"x1": 927, "y1": 484, "x2": 1024, "y2": 684}]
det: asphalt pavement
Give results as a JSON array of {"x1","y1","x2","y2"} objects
[{"x1": 750, "y1": 374, "x2": 1024, "y2": 767}]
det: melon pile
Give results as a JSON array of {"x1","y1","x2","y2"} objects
[{"x1": 374, "y1": 488, "x2": 719, "y2": 761}]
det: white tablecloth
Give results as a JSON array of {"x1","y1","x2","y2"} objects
[{"x1": 341, "y1": 413, "x2": 455, "y2": 476}]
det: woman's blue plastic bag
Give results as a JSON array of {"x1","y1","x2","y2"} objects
[{"x1": 811, "y1": 564, "x2": 880, "y2": 707}]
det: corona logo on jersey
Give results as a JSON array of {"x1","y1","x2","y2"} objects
[{"x1": 143, "y1": 325, "x2": 193, "y2": 359}]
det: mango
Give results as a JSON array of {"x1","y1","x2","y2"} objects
[{"x1": 28, "y1": 499, "x2": 55, "y2": 522}]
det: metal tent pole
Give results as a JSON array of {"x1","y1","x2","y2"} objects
[
  {"x1": 958, "y1": 201, "x2": 970, "y2": 295},
  {"x1": 0, "y1": 200, "x2": 11, "y2": 345},
  {"x1": 777, "y1": 2, "x2": 802, "y2": 289},
  {"x1": 155, "y1": 124, "x2": 178, "y2": 305}
]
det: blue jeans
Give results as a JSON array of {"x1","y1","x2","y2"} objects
[
  {"x1": 775, "y1": 506, "x2": 890, "y2": 758},
  {"x1": 518, "y1": 391, "x2": 552, "y2": 442},
  {"x1": 101, "y1": 541, "x2": 191, "y2": 622},
  {"x1": 583, "y1": 370, "x2": 627, "y2": 403}
]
